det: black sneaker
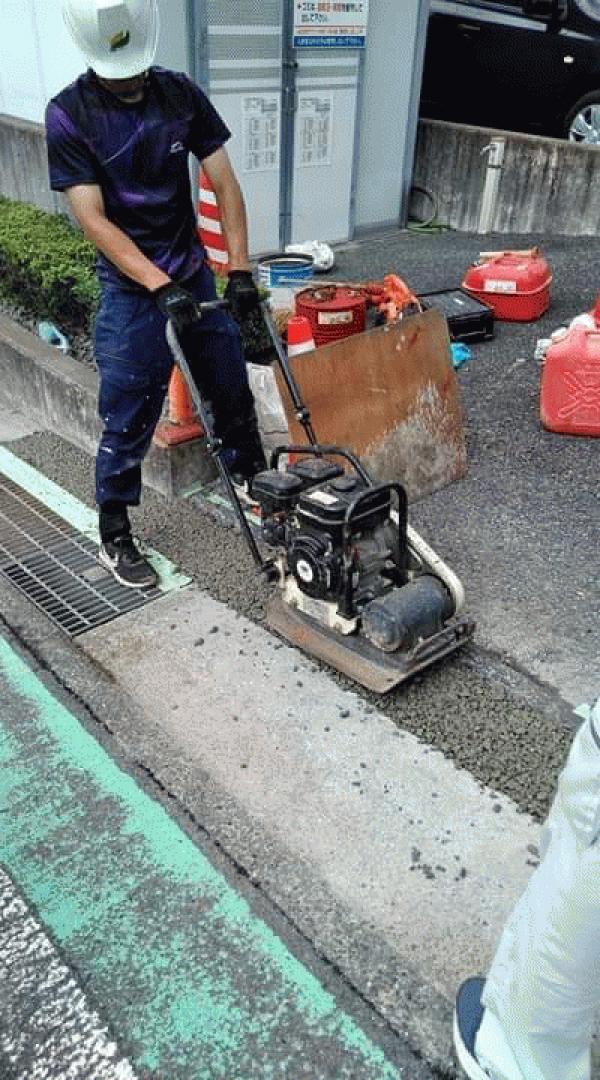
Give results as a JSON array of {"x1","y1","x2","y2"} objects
[{"x1": 98, "y1": 535, "x2": 158, "y2": 589}]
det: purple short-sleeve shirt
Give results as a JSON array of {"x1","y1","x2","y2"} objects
[{"x1": 45, "y1": 67, "x2": 231, "y2": 289}]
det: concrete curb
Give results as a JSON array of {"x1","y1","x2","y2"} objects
[
  {"x1": 81, "y1": 586, "x2": 540, "y2": 1077},
  {"x1": 0, "y1": 313, "x2": 215, "y2": 499},
  {"x1": 415, "y1": 118, "x2": 600, "y2": 236}
]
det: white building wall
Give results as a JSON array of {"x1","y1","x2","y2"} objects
[
  {"x1": 354, "y1": 0, "x2": 429, "y2": 230},
  {"x1": 0, "y1": 0, "x2": 190, "y2": 124}
]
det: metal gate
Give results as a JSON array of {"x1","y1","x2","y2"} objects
[
  {"x1": 200, "y1": 0, "x2": 365, "y2": 253},
  {"x1": 196, "y1": 1, "x2": 428, "y2": 252}
]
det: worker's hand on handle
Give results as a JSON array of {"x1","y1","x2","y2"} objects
[
  {"x1": 224, "y1": 269, "x2": 260, "y2": 322},
  {"x1": 153, "y1": 281, "x2": 198, "y2": 335}
]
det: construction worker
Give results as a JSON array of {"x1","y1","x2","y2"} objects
[
  {"x1": 46, "y1": 0, "x2": 266, "y2": 588},
  {"x1": 454, "y1": 696, "x2": 600, "y2": 1079}
]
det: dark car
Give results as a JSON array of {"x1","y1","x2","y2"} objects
[{"x1": 420, "y1": 0, "x2": 600, "y2": 143}]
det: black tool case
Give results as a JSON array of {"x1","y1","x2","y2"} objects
[{"x1": 418, "y1": 288, "x2": 495, "y2": 342}]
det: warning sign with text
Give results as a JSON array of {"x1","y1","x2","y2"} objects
[{"x1": 293, "y1": 1, "x2": 369, "y2": 48}]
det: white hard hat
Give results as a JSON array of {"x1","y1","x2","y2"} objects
[{"x1": 62, "y1": 0, "x2": 159, "y2": 80}]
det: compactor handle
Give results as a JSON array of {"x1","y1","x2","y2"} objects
[{"x1": 192, "y1": 298, "x2": 231, "y2": 317}]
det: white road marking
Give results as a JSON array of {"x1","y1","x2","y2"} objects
[{"x1": 0, "y1": 869, "x2": 137, "y2": 1080}]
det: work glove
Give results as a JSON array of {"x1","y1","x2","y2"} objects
[
  {"x1": 224, "y1": 269, "x2": 260, "y2": 322},
  {"x1": 153, "y1": 281, "x2": 198, "y2": 335}
]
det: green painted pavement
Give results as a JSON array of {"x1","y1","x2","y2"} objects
[{"x1": 0, "y1": 637, "x2": 401, "y2": 1079}]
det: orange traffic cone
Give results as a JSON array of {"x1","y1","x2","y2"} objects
[
  {"x1": 287, "y1": 316, "x2": 316, "y2": 358},
  {"x1": 153, "y1": 367, "x2": 204, "y2": 447}
]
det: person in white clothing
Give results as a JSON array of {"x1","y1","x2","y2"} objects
[{"x1": 454, "y1": 697, "x2": 600, "y2": 1080}]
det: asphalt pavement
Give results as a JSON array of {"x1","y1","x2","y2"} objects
[{"x1": 333, "y1": 229, "x2": 599, "y2": 708}]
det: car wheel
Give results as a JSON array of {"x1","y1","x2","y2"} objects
[{"x1": 565, "y1": 92, "x2": 600, "y2": 144}]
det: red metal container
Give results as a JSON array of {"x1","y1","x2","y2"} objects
[
  {"x1": 295, "y1": 285, "x2": 367, "y2": 347},
  {"x1": 540, "y1": 325, "x2": 600, "y2": 436},
  {"x1": 462, "y1": 248, "x2": 552, "y2": 322}
]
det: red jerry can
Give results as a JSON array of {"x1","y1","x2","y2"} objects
[
  {"x1": 540, "y1": 324, "x2": 600, "y2": 437},
  {"x1": 463, "y1": 247, "x2": 552, "y2": 322}
]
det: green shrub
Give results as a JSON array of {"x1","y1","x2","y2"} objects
[
  {"x1": 0, "y1": 195, "x2": 276, "y2": 361},
  {"x1": 0, "y1": 196, "x2": 99, "y2": 331}
]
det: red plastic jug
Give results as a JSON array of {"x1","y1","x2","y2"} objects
[
  {"x1": 540, "y1": 324, "x2": 600, "y2": 436},
  {"x1": 463, "y1": 248, "x2": 551, "y2": 322}
]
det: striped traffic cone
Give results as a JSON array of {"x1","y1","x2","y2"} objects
[{"x1": 197, "y1": 169, "x2": 230, "y2": 275}]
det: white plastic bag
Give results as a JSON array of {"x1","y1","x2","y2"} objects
[{"x1": 284, "y1": 240, "x2": 335, "y2": 273}]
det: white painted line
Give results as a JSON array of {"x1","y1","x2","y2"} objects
[{"x1": 0, "y1": 869, "x2": 137, "y2": 1080}]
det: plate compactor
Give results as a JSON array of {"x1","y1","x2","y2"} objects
[{"x1": 167, "y1": 301, "x2": 474, "y2": 694}]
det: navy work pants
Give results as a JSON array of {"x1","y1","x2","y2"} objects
[{"x1": 94, "y1": 263, "x2": 263, "y2": 509}]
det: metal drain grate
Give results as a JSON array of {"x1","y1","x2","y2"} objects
[{"x1": 0, "y1": 475, "x2": 161, "y2": 636}]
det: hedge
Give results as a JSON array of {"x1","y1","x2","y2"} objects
[
  {"x1": 0, "y1": 196, "x2": 99, "y2": 331},
  {"x1": 0, "y1": 195, "x2": 275, "y2": 362}
]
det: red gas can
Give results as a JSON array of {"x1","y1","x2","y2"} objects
[
  {"x1": 540, "y1": 324, "x2": 600, "y2": 436},
  {"x1": 462, "y1": 248, "x2": 552, "y2": 322},
  {"x1": 295, "y1": 285, "x2": 367, "y2": 347}
]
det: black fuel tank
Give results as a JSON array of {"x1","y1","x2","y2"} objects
[{"x1": 361, "y1": 575, "x2": 453, "y2": 653}]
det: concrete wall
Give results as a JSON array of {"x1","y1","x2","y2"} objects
[
  {"x1": 414, "y1": 118, "x2": 600, "y2": 237},
  {"x1": 0, "y1": 314, "x2": 215, "y2": 500},
  {"x1": 6, "y1": 108, "x2": 600, "y2": 239},
  {"x1": 0, "y1": 114, "x2": 64, "y2": 214},
  {"x1": 0, "y1": 0, "x2": 190, "y2": 215}
]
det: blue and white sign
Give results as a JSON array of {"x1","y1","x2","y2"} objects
[{"x1": 293, "y1": 1, "x2": 369, "y2": 49}]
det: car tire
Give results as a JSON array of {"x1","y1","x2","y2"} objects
[{"x1": 564, "y1": 91, "x2": 600, "y2": 144}]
